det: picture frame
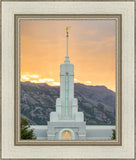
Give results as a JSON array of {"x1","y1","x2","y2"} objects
[
  {"x1": 1, "y1": 0, "x2": 135, "y2": 159},
  {"x1": 15, "y1": 14, "x2": 121, "y2": 146}
]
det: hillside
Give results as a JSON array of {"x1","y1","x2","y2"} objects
[{"x1": 21, "y1": 82, "x2": 115, "y2": 125}]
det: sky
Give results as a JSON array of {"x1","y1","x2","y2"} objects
[{"x1": 20, "y1": 20, "x2": 116, "y2": 91}]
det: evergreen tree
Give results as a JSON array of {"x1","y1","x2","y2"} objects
[
  {"x1": 111, "y1": 129, "x2": 116, "y2": 140},
  {"x1": 21, "y1": 118, "x2": 36, "y2": 140}
]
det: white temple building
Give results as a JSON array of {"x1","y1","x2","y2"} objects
[
  {"x1": 47, "y1": 27, "x2": 86, "y2": 140},
  {"x1": 30, "y1": 27, "x2": 115, "y2": 140}
]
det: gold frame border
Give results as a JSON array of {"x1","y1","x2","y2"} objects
[
  {"x1": 14, "y1": 14, "x2": 122, "y2": 146},
  {"x1": 0, "y1": 0, "x2": 135, "y2": 160}
]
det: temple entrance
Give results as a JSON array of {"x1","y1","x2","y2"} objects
[
  {"x1": 58, "y1": 128, "x2": 75, "y2": 140},
  {"x1": 62, "y1": 130, "x2": 72, "y2": 140}
]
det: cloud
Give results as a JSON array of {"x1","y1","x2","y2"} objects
[
  {"x1": 21, "y1": 75, "x2": 30, "y2": 81},
  {"x1": 74, "y1": 78, "x2": 80, "y2": 83},
  {"x1": 53, "y1": 82, "x2": 60, "y2": 86},
  {"x1": 30, "y1": 80, "x2": 37, "y2": 83},
  {"x1": 39, "y1": 78, "x2": 54, "y2": 83},
  {"x1": 85, "y1": 81, "x2": 91, "y2": 84},
  {"x1": 21, "y1": 74, "x2": 54, "y2": 83},
  {"x1": 43, "y1": 79, "x2": 54, "y2": 82},
  {"x1": 38, "y1": 79, "x2": 46, "y2": 83},
  {"x1": 29, "y1": 75, "x2": 39, "y2": 78}
]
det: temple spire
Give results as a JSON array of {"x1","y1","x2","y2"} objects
[{"x1": 64, "y1": 26, "x2": 70, "y2": 64}]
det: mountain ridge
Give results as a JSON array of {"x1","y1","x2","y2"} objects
[{"x1": 21, "y1": 82, "x2": 115, "y2": 125}]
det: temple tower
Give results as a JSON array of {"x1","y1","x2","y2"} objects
[{"x1": 47, "y1": 27, "x2": 86, "y2": 140}]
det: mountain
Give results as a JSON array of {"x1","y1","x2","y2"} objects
[{"x1": 21, "y1": 82, "x2": 115, "y2": 125}]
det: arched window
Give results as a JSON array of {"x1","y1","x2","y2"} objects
[{"x1": 62, "y1": 130, "x2": 72, "y2": 140}]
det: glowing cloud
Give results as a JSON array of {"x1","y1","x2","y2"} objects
[
  {"x1": 43, "y1": 79, "x2": 54, "y2": 82},
  {"x1": 53, "y1": 82, "x2": 60, "y2": 86},
  {"x1": 85, "y1": 81, "x2": 91, "y2": 84},
  {"x1": 21, "y1": 74, "x2": 56, "y2": 85},
  {"x1": 74, "y1": 78, "x2": 80, "y2": 83},
  {"x1": 38, "y1": 79, "x2": 46, "y2": 83},
  {"x1": 30, "y1": 80, "x2": 38, "y2": 83},
  {"x1": 21, "y1": 75, "x2": 30, "y2": 81},
  {"x1": 38, "y1": 78, "x2": 54, "y2": 83},
  {"x1": 29, "y1": 75, "x2": 39, "y2": 78}
]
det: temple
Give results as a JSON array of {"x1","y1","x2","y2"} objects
[{"x1": 47, "y1": 27, "x2": 86, "y2": 140}]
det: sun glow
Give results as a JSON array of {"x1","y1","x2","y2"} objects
[
  {"x1": 29, "y1": 75, "x2": 39, "y2": 78},
  {"x1": 21, "y1": 74, "x2": 94, "y2": 87},
  {"x1": 21, "y1": 75, "x2": 30, "y2": 81},
  {"x1": 53, "y1": 82, "x2": 60, "y2": 86},
  {"x1": 21, "y1": 20, "x2": 115, "y2": 91},
  {"x1": 30, "y1": 80, "x2": 38, "y2": 83},
  {"x1": 85, "y1": 81, "x2": 91, "y2": 85},
  {"x1": 21, "y1": 74, "x2": 58, "y2": 86}
]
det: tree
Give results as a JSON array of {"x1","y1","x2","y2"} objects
[
  {"x1": 21, "y1": 118, "x2": 36, "y2": 140},
  {"x1": 111, "y1": 129, "x2": 116, "y2": 140}
]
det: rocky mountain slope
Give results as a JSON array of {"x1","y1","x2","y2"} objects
[{"x1": 21, "y1": 82, "x2": 115, "y2": 125}]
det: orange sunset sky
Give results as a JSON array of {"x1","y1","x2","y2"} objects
[{"x1": 21, "y1": 20, "x2": 116, "y2": 91}]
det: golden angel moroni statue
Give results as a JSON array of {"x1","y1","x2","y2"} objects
[{"x1": 66, "y1": 26, "x2": 70, "y2": 37}]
